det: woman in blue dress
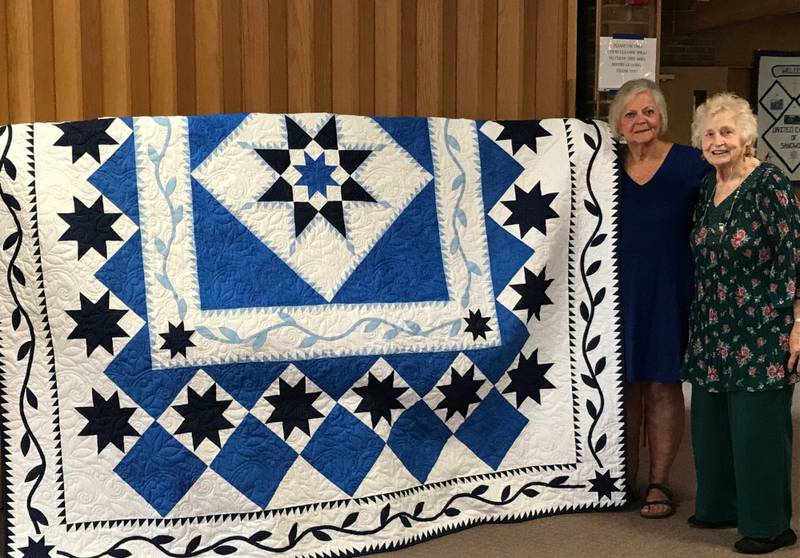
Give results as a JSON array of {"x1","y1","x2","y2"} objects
[{"x1": 609, "y1": 79, "x2": 711, "y2": 518}]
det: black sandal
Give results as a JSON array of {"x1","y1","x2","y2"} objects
[{"x1": 640, "y1": 482, "x2": 675, "y2": 519}]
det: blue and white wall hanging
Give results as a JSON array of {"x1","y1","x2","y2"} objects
[{"x1": 0, "y1": 113, "x2": 623, "y2": 557}]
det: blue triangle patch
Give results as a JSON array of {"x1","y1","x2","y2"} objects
[
  {"x1": 189, "y1": 113, "x2": 249, "y2": 170},
  {"x1": 191, "y1": 178, "x2": 326, "y2": 309},
  {"x1": 95, "y1": 232, "x2": 147, "y2": 319},
  {"x1": 465, "y1": 304, "x2": 529, "y2": 383},
  {"x1": 333, "y1": 181, "x2": 447, "y2": 304},
  {"x1": 478, "y1": 129, "x2": 524, "y2": 211},
  {"x1": 373, "y1": 117, "x2": 433, "y2": 175},
  {"x1": 105, "y1": 327, "x2": 197, "y2": 418},
  {"x1": 295, "y1": 355, "x2": 379, "y2": 400},
  {"x1": 204, "y1": 361, "x2": 289, "y2": 410},
  {"x1": 485, "y1": 218, "x2": 532, "y2": 297},
  {"x1": 384, "y1": 351, "x2": 459, "y2": 396},
  {"x1": 88, "y1": 136, "x2": 139, "y2": 224}
]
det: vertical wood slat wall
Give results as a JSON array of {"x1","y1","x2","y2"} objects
[{"x1": 0, "y1": 0, "x2": 576, "y2": 125}]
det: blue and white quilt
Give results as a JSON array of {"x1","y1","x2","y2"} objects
[{"x1": 0, "y1": 113, "x2": 623, "y2": 557}]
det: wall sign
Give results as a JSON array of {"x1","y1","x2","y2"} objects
[
  {"x1": 756, "y1": 51, "x2": 800, "y2": 183},
  {"x1": 597, "y1": 35, "x2": 657, "y2": 91}
]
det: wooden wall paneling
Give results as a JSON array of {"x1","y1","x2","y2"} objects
[
  {"x1": 332, "y1": 0, "x2": 360, "y2": 114},
  {"x1": 52, "y1": 0, "x2": 82, "y2": 122},
  {"x1": 128, "y1": 0, "x2": 150, "y2": 116},
  {"x1": 521, "y1": 0, "x2": 537, "y2": 117},
  {"x1": 148, "y1": 0, "x2": 178, "y2": 115},
  {"x1": 497, "y1": 0, "x2": 524, "y2": 119},
  {"x1": 101, "y1": 0, "x2": 133, "y2": 117},
  {"x1": 358, "y1": 0, "x2": 375, "y2": 115},
  {"x1": 267, "y1": 0, "x2": 287, "y2": 113},
  {"x1": 81, "y1": 0, "x2": 103, "y2": 119},
  {"x1": 287, "y1": 0, "x2": 314, "y2": 112},
  {"x1": 416, "y1": 0, "x2": 444, "y2": 116},
  {"x1": 313, "y1": 0, "x2": 331, "y2": 112},
  {"x1": 31, "y1": 0, "x2": 55, "y2": 122},
  {"x1": 0, "y1": 0, "x2": 9, "y2": 124},
  {"x1": 0, "y1": 0, "x2": 575, "y2": 124},
  {"x1": 566, "y1": 0, "x2": 577, "y2": 117},
  {"x1": 374, "y1": 0, "x2": 401, "y2": 116},
  {"x1": 456, "y1": 0, "x2": 497, "y2": 119},
  {"x1": 6, "y1": 0, "x2": 35, "y2": 122},
  {"x1": 194, "y1": 0, "x2": 223, "y2": 114},
  {"x1": 242, "y1": 0, "x2": 270, "y2": 112},
  {"x1": 534, "y1": 0, "x2": 566, "y2": 118},
  {"x1": 174, "y1": 0, "x2": 196, "y2": 115},
  {"x1": 399, "y1": 0, "x2": 416, "y2": 116},
  {"x1": 221, "y1": 0, "x2": 243, "y2": 113},
  {"x1": 440, "y1": 0, "x2": 456, "y2": 117}
]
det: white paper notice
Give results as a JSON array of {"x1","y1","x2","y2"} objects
[{"x1": 598, "y1": 37, "x2": 657, "y2": 91}]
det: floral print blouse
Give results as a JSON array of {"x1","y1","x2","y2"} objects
[{"x1": 682, "y1": 162, "x2": 800, "y2": 392}]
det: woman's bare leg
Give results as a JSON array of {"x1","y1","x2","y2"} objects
[
  {"x1": 624, "y1": 381, "x2": 643, "y2": 494},
  {"x1": 640, "y1": 381, "x2": 684, "y2": 516}
]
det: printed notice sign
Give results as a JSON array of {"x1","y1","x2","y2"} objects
[
  {"x1": 756, "y1": 52, "x2": 800, "y2": 182},
  {"x1": 598, "y1": 36, "x2": 657, "y2": 91}
]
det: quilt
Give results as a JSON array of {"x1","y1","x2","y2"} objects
[{"x1": 0, "y1": 113, "x2": 623, "y2": 557}]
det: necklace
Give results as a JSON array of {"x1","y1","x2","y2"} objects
[{"x1": 700, "y1": 182, "x2": 743, "y2": 240}]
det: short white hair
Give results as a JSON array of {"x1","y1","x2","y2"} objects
[
  {"x1": 691, "y1": 92, "x2": 757, "y2": 157},
  {"x1": 608, "y1": 79, "x2": 669, "y2": 139}
]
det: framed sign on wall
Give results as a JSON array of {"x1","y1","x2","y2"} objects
[{"x1": 755, "y1": 50, "x2": 800, "y2": 184}]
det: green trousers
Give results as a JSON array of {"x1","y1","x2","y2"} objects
[{"x1": 691, "y1": 384, "x2": 794, "y2": 538}]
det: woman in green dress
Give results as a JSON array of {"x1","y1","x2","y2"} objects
[{"x1": 683, "y1": 92, "x2": 800, "y2": 554}]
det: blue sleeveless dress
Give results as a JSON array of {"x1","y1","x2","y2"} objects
[{"x1": 618, "y1": 144, "x2": 711, "y2": 383}]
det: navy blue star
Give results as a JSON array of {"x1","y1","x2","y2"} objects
[
  {"x1": 20, "y1": 536, "x2": 55, "y2": 558},
  {"x1": 353, "y1": 372, "x2": 408, "y2": 427},
  {"x1": 265, "y1": 378, "x2": 324, "y2": 438},
  {"x1": 588, "y1": 470, "x2": 621, "y2": 501},
  {"x1": 503, "y1": 350, "x2": 555, "y2": 407},
  {"x1": 76, "y1": 389, "x2": 139, "y2": 453},
  {"x1": 502, "y1": 182, "x2": 559, "y2": 238},
  {"x1": 66, "y1": 292, "x2": 128, "y2": 355},
  {"x1": 436, "y1": 365, "x2": 485, "y2": 421},
  {"x1": 159, "y1": 321, "x2": 196, "y2": 358},
  {"x1": 295, "y1": 152, "x2": 338, "y2": 198},
  {"x1": 58, "y1": 197, "x2": 122, "y2": 259},
  {"x1": 173, "y1": 385, "x2": 233, "y2": 449},
  {"x1": 496, "y1": 120, "x2": 552, "y2": 155},
  {"x1": 54, "y1": 118, "x2": 118, "y2": 163},
  {"x1": 256, "y1": 116, "x2": 376, "y2": 239},
  {"x1": 464, "y1": 309, "x2": 492, "y2": 340},
  {"x1": 511, "y1": 266, "x2": 554, "y2": 322}
]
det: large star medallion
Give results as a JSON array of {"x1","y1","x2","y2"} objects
[{"x1": 256, "y1": 115, "x2": 377, "y2": 239}]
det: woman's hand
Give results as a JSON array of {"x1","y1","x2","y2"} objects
[{"x1": 789, "y1": 323, "x2": 800, "y2": 371}]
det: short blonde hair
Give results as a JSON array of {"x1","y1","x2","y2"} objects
[
  {"x1": 608, "y1": 79, "x2": 669, "y2": 139},
  {"x1": 691, "y1": 92, "x2": 757, "y2": 156}
]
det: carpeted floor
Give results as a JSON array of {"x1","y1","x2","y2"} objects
[{"x1": 385, "y1": 384, "x2": 800, "y2": 557}]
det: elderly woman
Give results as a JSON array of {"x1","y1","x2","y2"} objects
[
  {"x1": 610, "y1": 79, "x2": 711, "y2": 518},
  {"x1": 683, "y1": 92, "x2": 800, "y2": 554}
]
